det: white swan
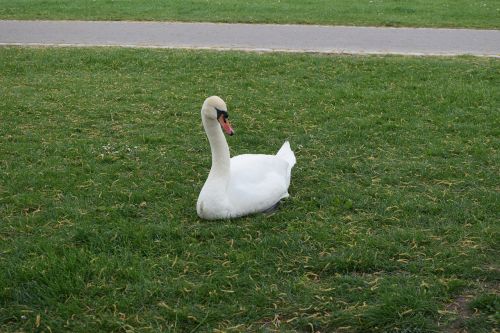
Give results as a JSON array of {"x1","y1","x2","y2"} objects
[{"x1": 197, "y1": 96, "x2": 296, "y2": 220}]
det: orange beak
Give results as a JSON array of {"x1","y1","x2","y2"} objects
[{"x1": 218, "y1": 116, "x2": 234, "y2": 136}]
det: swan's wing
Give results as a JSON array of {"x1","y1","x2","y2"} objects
[{"x1": 227, "y1": 154, "x2": 291, "y2": 213}]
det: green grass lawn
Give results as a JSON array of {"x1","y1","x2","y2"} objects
[
  {"x1": 0, "y1": 0, "x2": 499, "y2": 29},
  {"x1": 1, "y1": 47, "x2": 499, "y2": 332}
]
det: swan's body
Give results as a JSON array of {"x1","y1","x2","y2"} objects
[{"x1": 197, "y1": 96, "x2": 296, "y2": 220}]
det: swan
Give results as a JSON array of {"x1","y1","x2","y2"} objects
[{"x1": 197, "y1": 96, "x2": 296, "y2": 220}]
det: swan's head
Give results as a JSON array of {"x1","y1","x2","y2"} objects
[{"x1": 202, "y1": 96, "x2": 234, "y2": 136}]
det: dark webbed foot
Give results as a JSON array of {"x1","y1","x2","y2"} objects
[{"x1": 262, "y1": 201, "x2": 280, "y2": 215}]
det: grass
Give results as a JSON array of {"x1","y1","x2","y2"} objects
[
  {"x1": 0, "y1": 0, "x2": 499, "y2": 29},
  {"x1": 0, "y1": 47, "x2": 499, "y2": 332}
]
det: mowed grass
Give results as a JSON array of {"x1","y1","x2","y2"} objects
[
  {"x1": 0, "y1": 0, "x2": 499, "y2": 29},
  {"x1": 0, "y1": 47, "x2": 499, "y2": 332}
]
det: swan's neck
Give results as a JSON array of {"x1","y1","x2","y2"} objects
[{"x1": 202, "y1": 112, "x2": 230, "y2": 183}]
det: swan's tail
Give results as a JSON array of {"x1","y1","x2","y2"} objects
[{"x1": 276, "y1": 141, "x2": 296, "y2": 168}]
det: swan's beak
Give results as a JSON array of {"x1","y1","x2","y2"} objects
[{"x1": 218, "y1": 117, "x2": 234, "y2": 136}]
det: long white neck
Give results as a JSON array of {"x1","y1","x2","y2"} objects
[{"x1": 202, "y1": 108, "x2": 230, "y2": 185}]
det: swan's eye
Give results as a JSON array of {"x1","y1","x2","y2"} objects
[{"x1": 216, "y1": 108, "x2": 229, "y2": 120}]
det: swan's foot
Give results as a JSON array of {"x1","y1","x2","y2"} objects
[{"x1": 262, "y1": 201, "x2": 280, "y2": 215}]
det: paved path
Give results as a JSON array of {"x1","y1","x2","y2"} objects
[{"x1": 1, "y1": 20, "x2": 499, "y2": 57}]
